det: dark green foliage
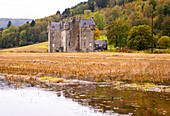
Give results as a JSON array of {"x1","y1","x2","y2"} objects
[
  {"x1": 158, "y1": 36, "x2": 170, "y2": 48},
  {"x1": 106, "y1": 20, "x2": 129, "y2": 48},
  {"x1": 30, "y1": 20, "x2": 36, "y2": 27},
  {"x1": 127, "y1": 25, "x2": 152, "y2": 50},
  {"x1": 163, "y1": 4, "x2": 170, "y2": 16},
  {"x1": 56, "y1": 10, "x2": 61, "y2": 15},
  {"x1": 149, "y1": 0, "x2": 157, "y2": 11},
  {"x1": 88, "y1": 1, "x2": 95, "y2": 12},
  {"x1": 161, "y1": 16, "x2": 170, "y2": 36},
  {"x1": 7, "y1": 21, "x2": 12, "y2": 28}
]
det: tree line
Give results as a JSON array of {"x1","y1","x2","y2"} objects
[
  {"x1": 0, "y1": 20, "x2": 48, "y2": 48},
  {"x1": 0, "y1": 0, "x2": 169, "y2": 50}
]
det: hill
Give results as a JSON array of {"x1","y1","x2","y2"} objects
[
  {"x1": 0, "y1": 42, "x2": 48, "y2": 53},
  {"x1": 0, "y1": 18, "x2": 33, "y2": 28},
  {"x1": 0, "y1": 0, "x2": 169, "y2": 50}
]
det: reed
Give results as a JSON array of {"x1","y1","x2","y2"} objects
[{"x1": 0, "y1": 52, "x2": 169, "y2": 84}]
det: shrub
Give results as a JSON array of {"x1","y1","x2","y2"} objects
[
  {"x1": 158, "y1": 36, "x2": 170, "y2": 48},
  {"x1": 127, "y1": 25, "x2": 152, "y2": 50}
]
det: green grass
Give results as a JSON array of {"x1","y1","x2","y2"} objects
[{"x1": 98, "y1": 35, "x2": 116, "y2": 50}]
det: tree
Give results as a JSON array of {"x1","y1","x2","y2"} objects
[
  {"x1": 110, "y1": 5, "x2": 121, "y2": 21},
  {"x1": 39, "y1": 31, "x2": 47, "y2": 42},
  {"x1": 158, "y1": 36, "x2": 170, "y2": 48},
  {"x1": 106, "y1": 20, "x2": 129, "y2": 48},
  {"x1": 149, "y1": 0, "x2": 157, "y2": 11},
  {"x1": 94, "y1": 28, "x2": 101, "y2": 40},
  {"x1": 161, "y1": 16, "x2": 170, "y2": 36},
  {"x1": 94, "y1": 11, "x2": 106, "y2": 30},
  {"x1": 127, "y1": 25, "x2": 152, "y2": 50},
  {"x1": 19, "y1": 30, "x2": 27, "y2": 45},
  {"x1": 84, "y1": 10, "x2": 92, "y2": 19},
  {"x1": 30, "y1": 20, "x2": 36, "y2": 27},
  {"x1": 56, "y1": 10, "x2": 61, "y2": 15},
  {"x1": 7, "y1": 21, "x2": 12, "y2": 28},
  {"x1": 157, "y1": 4, "x2": 164, "y2": 29}
]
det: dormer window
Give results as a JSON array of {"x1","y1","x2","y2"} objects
[
  {"x1": 83, "y1": 23, "x2": 86, "y2": 27},
  {"x1": 52, "y1": 26, "x2": 55, "y2": 31}
]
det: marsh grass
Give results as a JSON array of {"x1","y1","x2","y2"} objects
[{"x1": 0, "y1": 52, "x2": 169, "y2": 84}]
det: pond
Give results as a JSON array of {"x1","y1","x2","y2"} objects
[{"x1": 0, "y1": 79, "x2": 169, "y2": 116}]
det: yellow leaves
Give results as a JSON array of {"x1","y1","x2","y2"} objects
[{"x1": 94, "y1": 28, "x2": 101, "y2": 40}]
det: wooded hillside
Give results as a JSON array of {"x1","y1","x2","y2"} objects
[{"x1": 0, "y1": 0, "x2": 169, "y2": 50}]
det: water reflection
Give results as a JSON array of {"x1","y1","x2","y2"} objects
[
  {"x1": 0, "y1": 79, "x2": 170, "y2": 116},
  {"x1": 0, "y1": 80, "x2": 129, "y2": 116}
]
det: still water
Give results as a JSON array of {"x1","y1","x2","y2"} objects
[{"x1": 0, "y1": 81, "x2": 128, "y2": 116}]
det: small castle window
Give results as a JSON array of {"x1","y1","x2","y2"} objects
[
  {"x1": 52, "y1": 38, "x2": 54, "y2": 41},
  {"x1": 83, "y1": 23, "x2": 86, "y2": 27},
  {"x1": 69, "y1": 42, "x2": 71, "y2": 46},
  {"x1": 68, "y1": 34, "x2": 71, "y2": 38},
  {"x1": 84, "y1": 36, "x2": 86, "y2": 39},
  {"x1": 52, "y1": 44, "x2": 55, "y2": 47},
  {"x1": 70, "y1": 27, "x2": 72, "y2": 30},
  {"x1": 84, "y1": 42, "x2": 86, "y2": 46},
  {"x1": 84, "y1": 29, "x2": 86, "y2": 33},
  {"x1": 90, "y1": 43, "x2": 92, "y2": 47},
  {"x1": 53, "y1": 33, "x2": 55, "y2": 36}
]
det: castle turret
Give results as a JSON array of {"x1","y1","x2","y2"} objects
[
  {"x1": 64, "y1": 20, "x2": 70, "y2": 30},
  {"x1": 90, "y1": 17, "x2": 96, "y2": 30}
]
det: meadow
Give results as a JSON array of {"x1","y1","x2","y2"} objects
[{"x1": 0, "y1": 52, "x2": 169, "y2": 84}]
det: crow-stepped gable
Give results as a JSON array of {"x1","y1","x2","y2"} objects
[{"x1": 48, "y1": 17, "x2": 96, "y2": 52}]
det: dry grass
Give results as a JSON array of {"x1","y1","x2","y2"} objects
[
  {"x1": 0, "y1": 52, "x2": 169, "y2": 83},
  {"x1": 0, "y1": 42, "x2": 48, "y2": 53}
]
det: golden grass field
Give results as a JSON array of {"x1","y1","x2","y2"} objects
[
  {"x1": 0, "y1": 52, "x2": 169, "y2": 84},
  {"x1": 0, "y1": 42, "x2": 48, "y2": 53}
]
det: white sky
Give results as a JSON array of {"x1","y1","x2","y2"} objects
[{"x1": 0, "y1": 0, "x2": 88, "y2": 19}]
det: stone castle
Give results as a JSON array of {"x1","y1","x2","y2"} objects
[{"x1": 47, "y1": 17, "x2": 96, "y2": 52}]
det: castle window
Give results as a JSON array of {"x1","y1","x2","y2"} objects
[
  {"x1": 70, "y1": 27, "x2": 72, "y2": 30},
  {"x1": 84, "y1": 29, "x2": 86, "y2": 33},
  {"x1": 52, "y1": 44, "x2": 55, "y2": 48},
  {"x1": 52, "y1": 26, "x2": 55, "y2": 31},
  {"x1": 77, "y1": 35, "x2": 79, "y2": 38},
  {"x1": 53, "y1": 33, "x2": 55, "y2": 36},
  {"x1": 84, "y1": 36, "x2": 86, "y2": 39},
  {"x1": 68, "y1": 34, "x2": 71, "y2": 38},
  {"x1": 83, "y1": 23, "x2": 86, "y2": 27},
  {"x1": 84, "y1": 42, "x2": 86, "y2": 46},
  {"x1": 69, "y1": 42, "x2": 71, "y2": 46},
  {"x1": 52, "y1": 38, "x2": 54, "y2": 41},
  {"x1": 90, "y1": 43, "x2": 92, "y2": 47}
]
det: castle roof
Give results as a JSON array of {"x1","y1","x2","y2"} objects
[
  {"x1": 95, "y1": 40, "x2": 107, "y2": 47},
  {"x1": 50, "y1": 22, "x2": 61, "y2": 30},
  {"x1": 64, "y1": 20, "x2": 70, "y2": 26},
  {"x1": 80, "y1": 18, "x2": 96, "y2": 27}
]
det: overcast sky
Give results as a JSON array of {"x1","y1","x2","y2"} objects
[{"x1": 0, "y1": 0, "x2": 88, "y2": 19}]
